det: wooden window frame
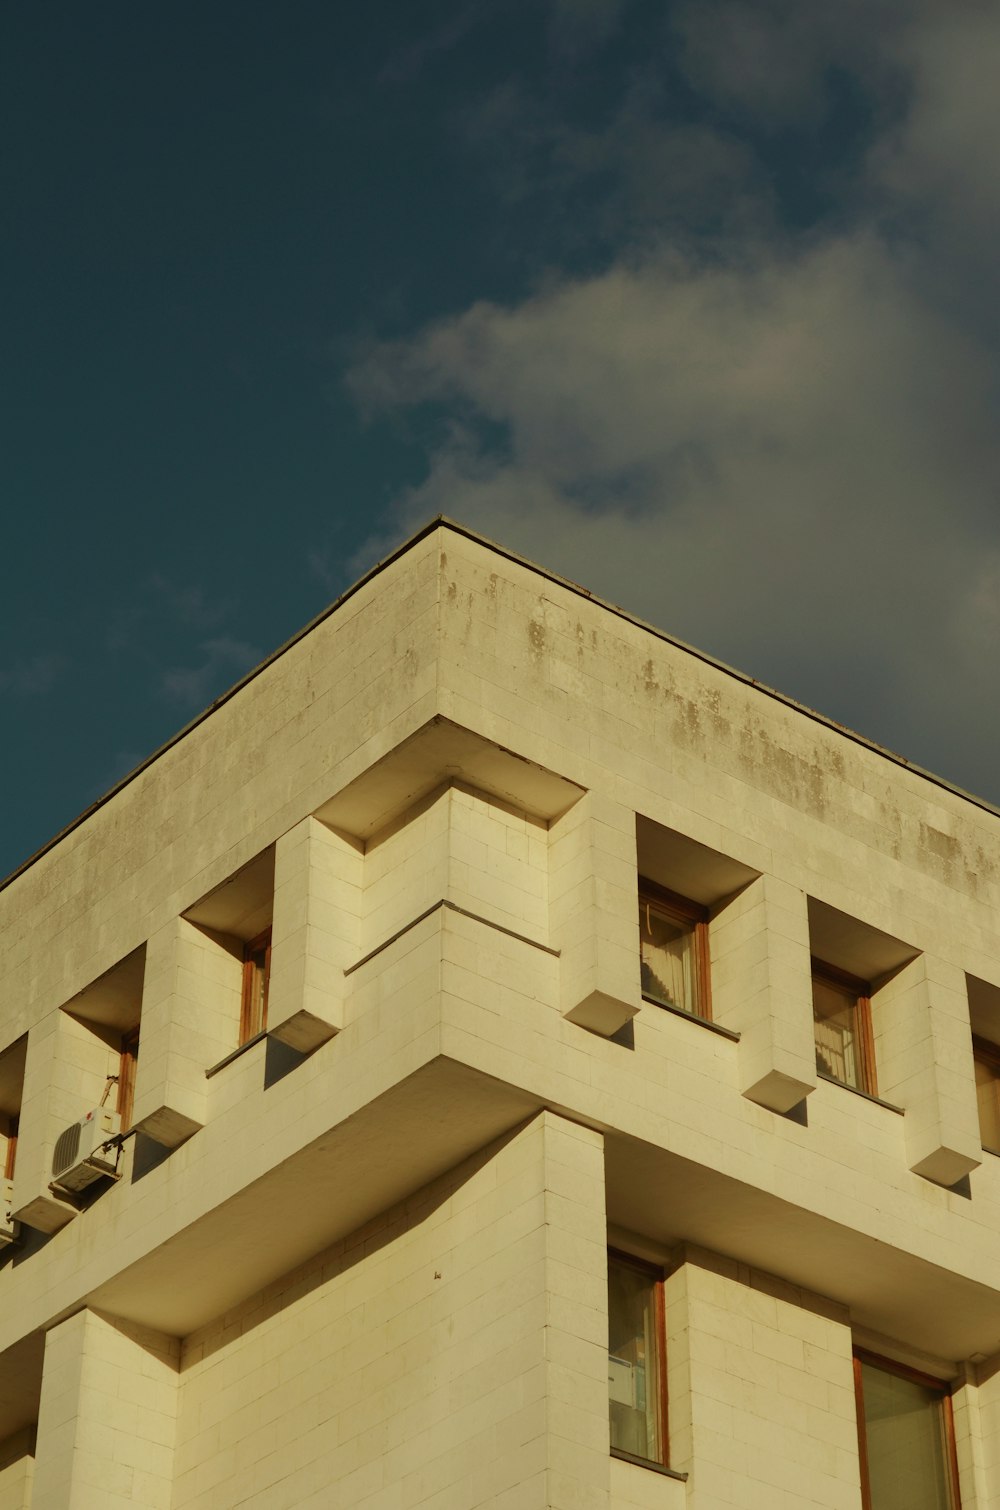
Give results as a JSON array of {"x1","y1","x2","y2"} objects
[
  {"x1": 117, "y1": 1027, "x2": 140, "y2": 1132},
  {"x1": 853, "y1": 1348, "x2": 962, "y2": 1510},
  {"x1": 240, "y1": 927, "x2": 272, "y2": 1044},
  {"x1": 607, "y1": 1247, "x2": 670, "y2": 1471},
  {"x1": 812, "y1": 957, "x2": 877, "y2": 1097},
  {"x1": 3, "y1": 1114, "x2": 17, "y2": 1181},
  {"x1": 639, "y1": 878, "x2": 712, "y2": 1022},
  {"x1": 972, "y1": 1034, "x2": 1000, "y2": 1155}
]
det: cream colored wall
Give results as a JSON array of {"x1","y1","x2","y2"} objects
[
  {"x1": 665, "y1": 1250, "x2": 863, "y2": 1510},
  {"x1": 609, "y1": 1456, "x2": 684, "y2": 1510},
  {"x1": 32, "y1": 1310, "x2": 178, "y2": 1510},
  {"x1": 171, "y1": 1110, "x2": 606, "y2": 1510},
  {"x1": 0, "y1": 1431, "x2": 33, "y2": 1510},
  {"x1": 362, "y1": 784, "x2": 548, "y2": 952}
]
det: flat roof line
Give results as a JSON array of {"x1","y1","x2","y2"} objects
[{"x1": 4, "y1": 515, "x2": 998, "y2": 894}]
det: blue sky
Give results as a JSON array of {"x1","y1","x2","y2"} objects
[{"x1": 3, "y1": 1, "x2": 1000, "y2": 877}]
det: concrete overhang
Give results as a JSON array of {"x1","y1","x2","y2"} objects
[{"x1": 315, "y1": 716, "x2": 585, "y2": 840}]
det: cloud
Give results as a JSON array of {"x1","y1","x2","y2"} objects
[
  {"x1": 547, "y1": 0, "x2": 630, "y2": 59},
  {"x1": 106, "y1": 574, "x2": 232, "y2": 653},
  {"x1": 161, "y1": 637, "x2": 261, "y2": 711},
  {"x1": 344, "y1": 0, "x2": 1000, "y2": 801},
  {"x1": 379, "y1": 1, "x2": 496, "y2": 84},
  {"x1": 670, "y1": 0, "x2": 901, "y2": 125},
  {"x1": 349, "y1": 228, "x2": 1000, "y2": 795},
  {"x1": 0, "y1": 653, "x2": 66, "y2": 696}
]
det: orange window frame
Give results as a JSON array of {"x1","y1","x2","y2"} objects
[
  {"x1": 117, "y1": 1027, "x2": 140, "y2": 1132},
  {"x1": 853, "y1": 1348, "x2": 962, "y2": 1510},
  {"x1": 607, "y1": 1248, "x2": 670, "y2": 1470},
  {"x1": 971, "y1": 1034, "x2": 1000, "y2": 1154},
  {"x1": 240, "y1": 928, "x2": 272, "y2": 1043},
  {"x1": 638, "y1": 879, "x2": 712, "y2": 1021},
  {"x1": 812, "y1": 958, "x2": 877, "y2": 1097},
  {"x1": 3, "y1": 1115, "x2": 17, "y2": 1180}
]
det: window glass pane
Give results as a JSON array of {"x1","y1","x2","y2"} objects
[
  {"x1": 640, "y1": 900, "x2": 697, "y2": 1015},
  {"x1": 974, "y1": 1051, "x2": 1000, "y2": 1151},
  {"x1": 813, "y1": 976, "x2": 863, "y2": 1089},
  {"x1": 608, "y1": 1257, "x2": 662, "y2": 1462},
  {"x1": 861, "y1": 1361, "x2": 954, "y2": 1510}
]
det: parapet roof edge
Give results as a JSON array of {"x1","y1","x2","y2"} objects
[{"x1": 4, "y1": 514, "x2": 999, "y2": 894}]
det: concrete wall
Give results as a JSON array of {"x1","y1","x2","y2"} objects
[
  {"x1": 666, "y1": 1250, "x2": 861, "y2": 1510},
  {"x1": 171, "y1": 1111, "x2": 606, "y2": 1510},
  {"x1": 0, "y1": 1432, "x2": 33, "y2": 1510}
]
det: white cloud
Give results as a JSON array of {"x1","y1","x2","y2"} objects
[{"x1": 346, "y1": 0, "x2": 1000, "y2": 800}]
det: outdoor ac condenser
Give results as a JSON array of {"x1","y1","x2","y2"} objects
[
  {"x1": 0, "y1": 1179, "x2": 17, "y2": 1247},
  {"x1": 51, "y1": 1108, "x2": 120, "y2": 1193}
]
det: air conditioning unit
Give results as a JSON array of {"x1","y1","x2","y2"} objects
[
  {"x1": 51, "y1": 1108, "x2": 121, "y2": 1193},
  {"x1": 0, "y1": 1179, "x2": 18, "y2": 1247}
]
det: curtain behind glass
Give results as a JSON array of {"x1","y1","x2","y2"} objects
[
  {"x1": 812, "y1": 975, "x2": 861, "y2": 1088},
  {"x1": 640, "y1": 900, "x2": 695, "y2": 1015},
  {"x1": 861, "y1": 1360, "x2": 953, "y2": 1510}
]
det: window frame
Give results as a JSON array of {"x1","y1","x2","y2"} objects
[
  {"x1": 240, "y1": 927, "x2": 272, "y2": 1044},
  {"x1": 638, "y1": 878, "x2": 712, "y2": 1022},
  {"x1": 812, "y1": 957, "x2": 877, "y2": 1097},
  {"x1": 3, "y1": 1114, "x2": 17, "y2": 1181},
  {"x1": 117, "y1": 1027, "x2": 140, "y2": 1132},
  {"x1": 607, "y1": 1247, "x2": 670, "y2": 1472},
  {"x1": 853, "y1": 1348, "x2": 961, "y2": 1510},
  {"x1": 971, "y1": 1034, "x2": 1000, "y2": 1155}
]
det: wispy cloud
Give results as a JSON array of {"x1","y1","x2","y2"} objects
[
  {"x1": 0, "y1": 653, "x2": 66, "y2": 696},
  {"x1": 160, "y1": 637, "x2": 261, "y2": 711},
  {"x1": 379, "y1": 0, "x2": 495, "y2": 84},
  {"x1": 106, "y1": 574, "x2": 232, "y2": 653}
]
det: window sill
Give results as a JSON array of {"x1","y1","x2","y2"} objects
[
  {"x1": 205, "y1": 1031, "x2": 267, "y2": 1079},
  {"x1": 815, "y1": 1069, "x2": 904, "y2": 1114},
  {"x1": 642, "y1": 995, "x2": 740, "y2": 1042},
  {"x1": 611, "y1": 1448, "x2": 688, "y2": 1481}
]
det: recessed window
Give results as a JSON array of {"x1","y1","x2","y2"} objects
[
  {"x1": 972, "y1": 1036, "x2": 1000, "y2": 1154},
  {"x1": 608, "y1": 1251, "x2": 667, "y2": 1467},
  {"x1": 812, "y1": 960, "x2": 877, "y2": 1095},
  {"x1": 3, "y1": 1115, "x2": 17, "y2": 1180},
  {"x1": 639, "y1": 882, "x2": 710, "y2": 1020},
  {"x1": 854, "y1": 1350, "x2": 961, "y2": 1509},
  {"x1": 117, "y1": 1027, "x2": 140, "y2": 1132},
  {"x1": 240, "y1": 928, "x2": 272, "y2": 1043}
]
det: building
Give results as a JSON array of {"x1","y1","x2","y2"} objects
[{"x1": 1, "y1": 517, "x2": 999, "y2": 1509}]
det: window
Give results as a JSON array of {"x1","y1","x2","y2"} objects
[
  {"x1": 639, "y1": 881, "x2": 710, "y2": 1020},
  {"x1": 240, "y1": 928, "x2": 272, "y2": 1043},
  {"x1": 813, "y1": 960, "x2": 877, "y2": 1095},
  {"x1": 3, "y1": 1115, "x2": 16, "y2": 1180},
  {"x1": 117, "y1": 1027, "x2": 140, "y2": 1132},
  {"x1": 608, "y1": 1251, "x2": 667, "y2": 1467},
  {"x1": 854, "y1": 1350, "x2": 961, "y2": 1510},
  {"x1": 972, "y1": 1036, "x2": 1000, "y2": 1154}
]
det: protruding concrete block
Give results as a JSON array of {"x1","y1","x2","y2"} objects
[
  {"x1": 33, "y1": 1308, "x2": 179, "y2": 1509},
  {"x1": 711, "y1": 874, "x2": 816, "y2": 1112},
  {"x1": 267, "y1": 817, "x2": 363, "y2": 1052},
  {"x1": 11, "y1": 1014, "x2": 121, "y2": 1234},
  {"x1": 549, "y1": 793, "x2": 640, "y2": 1038},
  {"x1": 876, "y1": 954, "x2": 982, "y2": 1187},
  {"x1": 132, "y1": 916, "x2": 241, "y2": 1148}
]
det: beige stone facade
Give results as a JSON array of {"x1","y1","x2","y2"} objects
[{"x1": 1, "y1": 519, "x2": 999, "y2": 1506}]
